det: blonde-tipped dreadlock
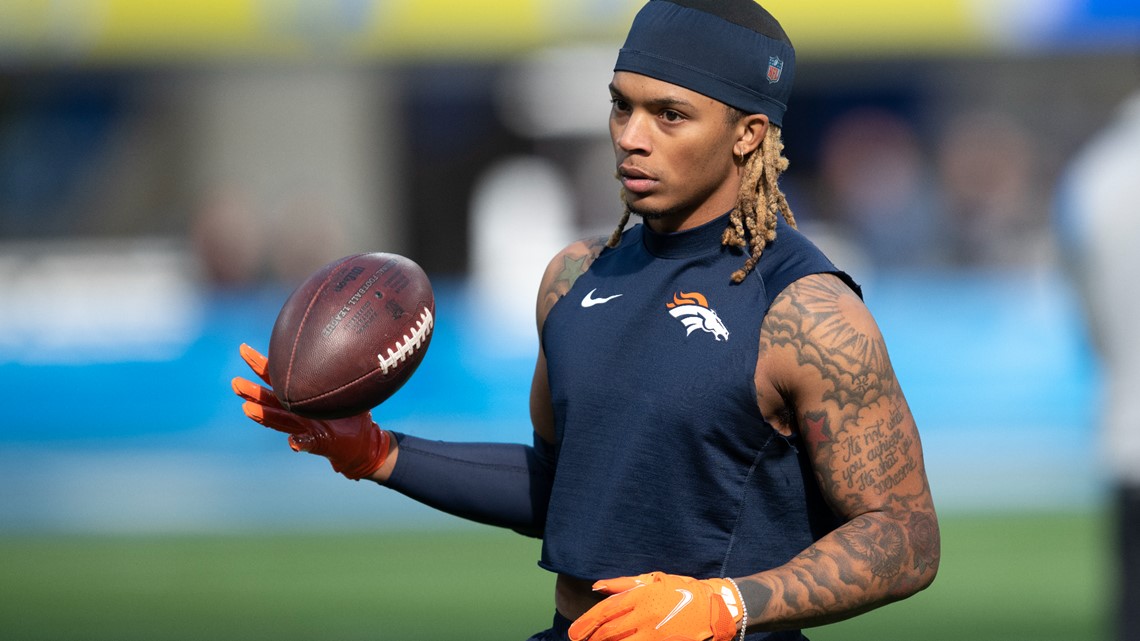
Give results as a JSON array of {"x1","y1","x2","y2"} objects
[
  {"x1": 605, "y1": 124, "x2": 797, "y2": 283},
  {"x1": 605, "y1": 206, "x2": 632, "y2": 251},
  {"x1": 723, "y1": 123, "x2": 797, "y2": 282}
]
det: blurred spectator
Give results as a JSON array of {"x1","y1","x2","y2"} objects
[
  {"x1": 1055, "y1": 89, "x2": 1140, "y2": 641},
  {"x1": 266, "y1": 192, "x2": 352, "y2": 285},
  {"x1": 190, "y1": 186, "x2": 353, "y2": 289},
  {"x1": 190, "y1": 187, "x2": 267, "y2": 287},
  {"x1": 817, "y1": 107, "x2": 948, "y2": 269},
  {"x1": 937, "y1": 109, "x2": 1049, "y2": 268}
]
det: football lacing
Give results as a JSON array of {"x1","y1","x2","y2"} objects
[{"x1": 378, "y1": 307, "x2": 434, "y2": 375}]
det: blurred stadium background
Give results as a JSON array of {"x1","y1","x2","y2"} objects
[{"x1": 0, "y1": 0, "x2": 1137, "y2": 639}]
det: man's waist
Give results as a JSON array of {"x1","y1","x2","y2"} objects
[{"x1": 555, "y1": 574, "x2": 605, "y2": 621}]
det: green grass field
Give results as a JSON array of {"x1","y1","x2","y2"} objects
[{"x1": 0, "y1": 510, "x2": 1110, "y2": 640}]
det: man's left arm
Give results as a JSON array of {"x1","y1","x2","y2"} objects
[{"x1": 739, "y1": 272, "x2": 940, "y2": 631}]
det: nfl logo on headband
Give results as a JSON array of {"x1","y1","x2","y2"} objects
[{"x1": 767, "y1": 56, "x2": 784, "y2": 84}]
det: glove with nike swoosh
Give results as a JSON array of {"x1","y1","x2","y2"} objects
[{"x1": 568, "y1": 571, "x2": 744, "y2": 641}]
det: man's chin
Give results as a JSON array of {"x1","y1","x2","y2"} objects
[
  {"x1": 622, "y1": 194, "x2": 669, "y2": 221},
  {"x1": 629, "y1": 208, "x2": 667, "y2": 221}
]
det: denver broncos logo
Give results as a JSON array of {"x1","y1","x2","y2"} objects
[{"x1": 666, "y1": 291, "x2": 730, "y2": 341}]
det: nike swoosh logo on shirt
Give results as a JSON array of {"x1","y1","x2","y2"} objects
[
  {"x1": 656, "y1": 589, "x2": 694, "y2": 629},
  {"x1": 581, "y1": 288, "x2": 623, "y2": 307}
]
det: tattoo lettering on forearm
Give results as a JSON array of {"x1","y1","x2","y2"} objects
[
  {"x1": 863, "y1": 422, "x2": 916, "y2": 495},
  {"x1": 800, "y1": 408, "x2": 917, "y2": 502}
]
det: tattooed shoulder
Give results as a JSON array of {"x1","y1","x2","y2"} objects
[
  {"x1": 536, "y1": 236, "x2": 608, "y2": 322},
  {"x1": 761, "y1": 273, "x2": 893, "y2": 405},
  {"x1": 760, "y1": 273, "x2": 927, "y2": 511}
]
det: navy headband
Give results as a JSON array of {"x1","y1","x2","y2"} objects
[{"x1": 614, "y1": 0, "x2": 795, "y2": 127}]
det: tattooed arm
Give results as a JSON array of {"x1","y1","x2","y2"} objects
[
  {"x1": 531, "y1": 237, "x2": 632, "y2": 619},
  {"x1": 531, "y1": 237, "x2": 609, "y2": 443},
  {"x1": 743, "y1": 272, "x2": 940, "y2": 631}
]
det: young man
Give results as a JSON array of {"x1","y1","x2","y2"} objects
[{"x1": 233, "y1": 2, "x2": 939, "y2": 639}]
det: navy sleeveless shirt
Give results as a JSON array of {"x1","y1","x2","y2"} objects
[{"x1": 539, "y1": 213, "x2": 858, "y2": 600}]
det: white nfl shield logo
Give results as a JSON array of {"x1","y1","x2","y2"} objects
[{"x1": 767, "y1": 56, "x2": 783, "y2": 83}]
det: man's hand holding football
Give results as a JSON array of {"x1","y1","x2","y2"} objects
[{"x1": 231, "y1": 343, "x2": 391, "y2": 481}]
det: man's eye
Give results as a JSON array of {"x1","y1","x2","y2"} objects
[
  {"x1": 610, "y1": 98, "x2": 630, "y2": 111},
  {"x1": 662, "y1": 110, "x2": 683, "y2": 122}
]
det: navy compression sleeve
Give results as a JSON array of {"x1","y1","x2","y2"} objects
[{"x1": 383, "y1": 432, "x2": 556, "y2": 538}]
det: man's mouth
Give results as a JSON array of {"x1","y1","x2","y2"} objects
[{"x1": 618, "y1": 166, "x2": 658, "y2": 194}]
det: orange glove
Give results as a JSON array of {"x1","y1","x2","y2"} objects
[
  {"x1": 232, "y1": 343, "x2": 391, "y2": 480},
  {"x1": 569, "y1": 572, "x2": 745, "y2": 641}
]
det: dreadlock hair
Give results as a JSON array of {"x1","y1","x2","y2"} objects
[
  {"x1": 723, "y1": 118, "x2": 797, "y2": 282},
  {"x1": 605, "y1": 115, "x2": 797, "y2": 284}
]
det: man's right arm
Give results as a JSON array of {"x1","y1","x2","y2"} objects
[
  {"x1": 365, "y1": 237, "x2": 609, "y2": 533},
  {"x1": 530, "y1": 235, "x2": 609, "y2": 444},
  {"x1": 235, "y1": 238, "x2": 606, "y2": 535}
]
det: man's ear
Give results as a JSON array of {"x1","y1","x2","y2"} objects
[{"x1": 734, "y1": 113, "x2": 770, "y2": 158}]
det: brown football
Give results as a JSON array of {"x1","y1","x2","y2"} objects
[{"x1": 267, "y1": 252, "x2": 435, "y2": 418}]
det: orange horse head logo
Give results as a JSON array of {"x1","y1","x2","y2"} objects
[{"x1": 666, "y1": 292, "x2": 729, "y2": 341}]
